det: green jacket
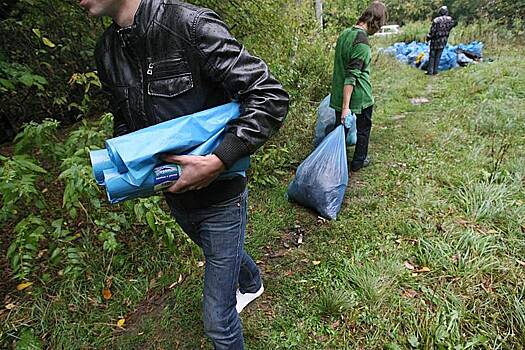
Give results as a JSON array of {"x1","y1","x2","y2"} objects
[{"x1": 330, "y1": 26, "x2": 374, "y2": 114}]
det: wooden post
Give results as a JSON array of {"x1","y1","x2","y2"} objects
[{"x1": 315, "y1": 0, "x2": 323, "y2": 29}]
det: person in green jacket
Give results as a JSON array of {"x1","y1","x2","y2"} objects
[{"x1": 330, "y1": 1, "x2": 387, "y2": 171}]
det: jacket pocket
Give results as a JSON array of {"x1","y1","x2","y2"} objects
[
  {"x1": 147, "y1": 74, "x2": 193, "y2": 98},
  {"x1": 146, "y1": 56, "x2": 194, "y2": 98}
]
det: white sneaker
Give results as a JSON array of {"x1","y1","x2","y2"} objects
[{"x1": 236, "y1": 284, "x2": 264, "y2": 313}]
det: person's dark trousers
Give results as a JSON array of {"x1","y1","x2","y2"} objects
[
  {"x1": 336, "y1": 105, "x2": 373, "y2": 170},
  {"x1": 427, "y1": 47, "x2": 444, "y2": 75},
  {"x1": 165, "y1": 188, "x2": 261, "y2": 350}
]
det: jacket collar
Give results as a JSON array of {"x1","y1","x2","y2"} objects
[{"x1": 116, "y1": 0, "x2": 159, "y2": 48}]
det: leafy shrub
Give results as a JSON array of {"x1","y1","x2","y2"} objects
[
  {"x1": 13, "y1": 118, "x2": 61, "y2": 158},
  {"x1": 0, "y1": 155, "x2": 47, "y2": 221},
  {"x1": 6, "y1": 215, "x2": 47, "y2": 280}
]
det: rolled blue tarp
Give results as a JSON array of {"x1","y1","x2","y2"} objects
[
  {"x1": 89, "y1": 102, "x2": 250, "y2": 204},
  {"x1": 90, "y1": 148, "x2": 114, "y2": 185},
  {"x1": 105, "y1": 102, "x2": 240, "y2": 185},
  {"x1": 103, "y1": 128, "x2": 250, "y2": 204}
]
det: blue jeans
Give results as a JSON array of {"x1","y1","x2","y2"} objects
[{"x1": 166, "y1": 189, "x2": 261, "y2": 350}]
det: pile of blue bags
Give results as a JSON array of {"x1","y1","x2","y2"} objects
[
  {"x1": 381, "y1": 41, "x2": 483, "y2": 72},
  {"x1": 90, "y1": 103, "x2": 249, "y2": 204}
]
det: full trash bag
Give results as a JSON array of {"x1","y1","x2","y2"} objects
[
  {"x1": 89, "y1": 102, "x2": 249, "y2": 204},
  {"x1": 287, "y1": 125, "x2": 349, "y2": 220},
  {"x1": 314, "y1": 95, "x2": 357, "y2": 147}
]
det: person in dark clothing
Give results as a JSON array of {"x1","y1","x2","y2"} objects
[
  {"x1": 330, "y1": 1, "x2": 387, "y2": 172},
  {"x1": 427, "y1": 6, "x2": 455, "y2": 75},
  {"x1": 79, "y1": 0, "x2": 289, "y2": 349}
]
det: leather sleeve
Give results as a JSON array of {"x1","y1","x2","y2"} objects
[
  {"x1": 192, "y1": 11, "x2": 290, "y2": 169},
  {"x1": 95, "y1": 45, "x2": 129, "y2": 138}
]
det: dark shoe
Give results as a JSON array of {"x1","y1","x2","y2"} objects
[{"x1": 351, "y1": 157, "x2": 370, "y2": 172}]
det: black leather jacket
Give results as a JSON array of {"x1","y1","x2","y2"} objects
[{"x1": 95, "y1": 0, "x2": 289, "y2": 172}]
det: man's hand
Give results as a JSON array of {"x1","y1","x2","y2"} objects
[
  {"x1": 160, "y1": 154, "x2": 225, "y2": 193},
  {"x1": 341, "y1": 108, "x2": 351, "y2": 125}
]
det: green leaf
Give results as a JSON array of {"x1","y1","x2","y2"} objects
[
  {"x1": 42, "y1": 37, "x2": 56, "y2": 48},
  {"x1": 0, "y1": 78, "x2": 16, "y2": 90},
  {"x1": 146, "y1": 211, "x2": 156, "y2": 233},
  {"x1": 49, "y1": 247, "x2": 61, "y2": 262},
  {"x1": 408, "y1": 335, "x2": 419, "y2": 348},
  {"x1": 32, "y1": 28, "x2": 41, "y2": 38}
]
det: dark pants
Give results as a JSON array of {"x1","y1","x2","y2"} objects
[
  {"x1": 427, "y1": 47, "x2": 444, "y2": 75},
  {"x1": 335, "y1": 105, "x2": 373, "y2": 170},
  {"x1": 166, "y1": 189, "x2": 261, "y2": 350}
]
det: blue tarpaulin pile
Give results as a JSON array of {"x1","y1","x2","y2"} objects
[
  {"x1": 380, "y1": 41, "x2": 483, "y2": 72},
  {"x1": 90, "y1": 103, "x2": 249, "y2": 204}
]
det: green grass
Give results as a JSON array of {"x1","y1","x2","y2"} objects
[{"x1": 2, "y1": 21, "x2": 525, "y2": 350}]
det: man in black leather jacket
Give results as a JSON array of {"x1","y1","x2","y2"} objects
[{"x1": 80, "y1": 0, "x2": 289, "y2": 348}]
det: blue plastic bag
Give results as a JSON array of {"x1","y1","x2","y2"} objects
[
  {"x1": 101, "y1": 128, "x2": 250, "y2": 204},
  {"x1": 382, "y1": 41, "x2": 483, "y2": 72},
  {"x1": 105, "y1": 102, "x2": 240, "y2": 186},
  {"x1": 288, "y1": 125, "x2": 349, "y2": 220},
  {"x1": 314, "y1": 95, "x2": 357, "y2": 147},
  {"x1": 89, "y1": 102, "x2": 250, "y2": 204}
]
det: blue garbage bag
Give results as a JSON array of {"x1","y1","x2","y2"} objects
[
  {"x1": 287, "y1": 125, "x2": 349, "y2": 220},
  {"x1": 313, "y1": 95, "x2": 357, "y2": 147},
  {"x1": 101, "y1": 128, "x2": 250, "y2": 204},
  {"x1": 90, "y1": 148, "x2": 115, "y2": 185},
  {"x1": 105, "y1": 102, "x2": 240, "y2": 186},
  {"x1": 382, "y1": 41, "x2": 483, "y2": 72},
  {"x1": 89, "y1": 102, "x2": 250, "y2": 204}
]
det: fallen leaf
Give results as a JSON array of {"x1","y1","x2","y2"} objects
[
  {"x1": 402, "y1": 289, "x2": 418, "y2": 298},
  {"x1": 404, "y1": 261, "x2": 415, "y2": 271},
  {"x1": 517, "y1": 259, "x2": 525, "y2": 267},
  {"x1": 117, "y1": 318, "x2": 126, "y2": 328},
  {"x1": 416, "y1": 266, "x2": 431, "y2": 273},
  {"x1": 102, "y1": 288, "x2": 112, "y2": 300},
  {"x1": 16, "y1": 282, "x2": 33, "y2": 291},
  {"x1": 5, "y1": 303, "x2": 16, "y2": 310},
  {"x1": 169, "y1": 274, "x2": 184, "y2": 289},
  {"x1": 312, "y1": 261, "x2": 321, "y2": 266}
]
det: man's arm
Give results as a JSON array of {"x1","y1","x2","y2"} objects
[
  {"x1": 164, "y1": 10, "x2": 289, "y2": 193},
  {"x1": 341, "y1": 85, "x2": 354, "y2": 124},
  {"x1": 193, "y1": 10, "x2": 290, "y2": 169},
  {"x1": 342, "y1": 39, "x2": 370, "y2": 122}
]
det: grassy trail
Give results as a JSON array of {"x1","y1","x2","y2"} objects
[{"x1": 113, "y1": 45, "x2": 525, "y2": 349}]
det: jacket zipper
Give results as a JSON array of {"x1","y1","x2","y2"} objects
[{"x1": 146, "y1": 57, "x2": 182, "y2": 76}]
